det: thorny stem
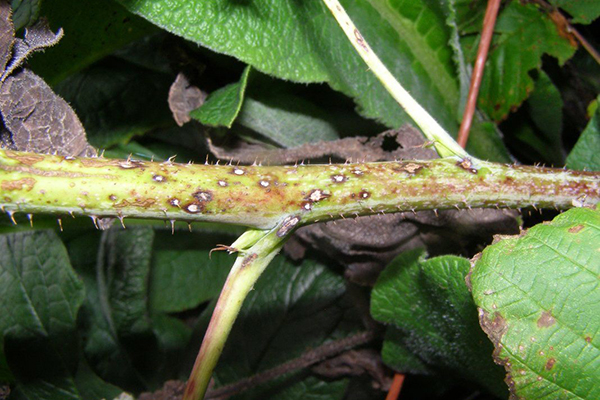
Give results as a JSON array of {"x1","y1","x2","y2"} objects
[
  {"x1": 1, "y1": 149, "x2": 598, "y2": 227},
  {"x1": 320, "y1": 0, "x2": 469, "y2": 160},
  {"x1": 183, "y1": 227, "x2": 287, "y2": 400}
]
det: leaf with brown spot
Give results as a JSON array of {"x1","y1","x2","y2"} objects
[{"x1": 471, "y1": 207, "x2": 600, "y2": 400}]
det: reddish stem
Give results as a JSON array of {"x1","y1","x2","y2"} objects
[
  {"x1": 457, "y1": 0, "x2": 502, "y2": 149},
  {"x1": 385, "y1": 373, "x2": 406, "y2": 400}
]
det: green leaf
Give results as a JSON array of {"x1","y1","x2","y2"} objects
[
  {"x1": 118, "y1": 0, "x2": 510, "y2": 160},
  {"x1": 191, "y1": 65, "x2": 252, "y2": 128},
  {"x1": 237, "y1": 92, "x2": 340, "y2": 147},
  {"x1": 196, "y1": 255, "x2": 360, "y2": 398},
  {"x1": 371, "y1": 249, "x2": 506, "y2": 397},
  {"x1": 149, "y1": 230, "x2": 235, "y2": 313},
  {"x1": 471, "y1": 207, "x2": 600, "y2": 400},
  {"x1": 10, "y1": 0, "x2": 41, "y2": 30},
  {"x1": 502, "y1": 71, "x2": 566, "y2": 165},
  {"x1": 0, "y1": 230, "x2": 84, "y2": 371},
  {"x1": 567, "y1": 97, "x2": 600, "y2": 171},
  {"x1": 54, "y1": 58, "x2": 173, "y2": 148},
  {"x1": 69, "y1": 227, "x2": 158, "y2": 391},
  {"x1": 0, "y1": 231, "x2": 122, "y2": 400},
  {"x1": 460, "y1": 1, "x2": 576, "y2": 121},
  {"x1": 548, "y1": 0, "x2": 600, "y2": 24},
  {"x1": 28, "y1": 0, "x2": 156, "y2": 85}
]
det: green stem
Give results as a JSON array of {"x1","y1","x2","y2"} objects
[
  {"x1": 1, "y1": 149, "x2": 598, "y2": 228},
  {"x1": 320, "y1": 0, "x2": 469, "y2": 160},
  {"x1": 182, "y1": 227, "x2": 288, "y2": 400}
]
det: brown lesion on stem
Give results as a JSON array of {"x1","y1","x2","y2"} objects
[{"x1": 1, "y1": 177, "x2": 36, "y2": 191}]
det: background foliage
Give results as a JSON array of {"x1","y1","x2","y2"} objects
[{"x1": 0, "y1": 0, "x2": 599, "y2": 399}]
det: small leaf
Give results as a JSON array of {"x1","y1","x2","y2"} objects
[
  {"x1": 190, "y1": 65, "x2": 252, "y2": 128},
  {"x1": 371, "y1": 249, "x2": 506, "y2": 397},
  {"x1": 567, "y1": 96, "x2": 600, "y2": 171},
  {"x1": 471, "y1": 207, "x2": 600, "y2": 400}
]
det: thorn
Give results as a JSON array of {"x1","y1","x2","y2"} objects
[
  {"x1": 7, "y1": 210, "x2": 16, "y2": 224},
  {"x1": 454, "y1": 204, "x2": 460, "y2": 211},
  {"x1": 99, "y1": 149, "x2": 106, "y2": 158},
  {"x1": 168, "y1": 155, "x2": 177, "y2": 163},
  {"x1": 0, "y1": 205, "x2": 4, "y2": 212},
  {"x1": 209, "y1": 244, "x2": 237, "y2": 258},
  {"x1": 188, "y1": 223, "x2": 192, "y2": 232},
  {"x1": 170, "y1": 220, "x2": 175, "y2": 235},
  {"x1": 57, "y1": 218, "x2": 63, "y2": 231},
  {"x1": 329, "y1": 157, "x2": 332, "y2": 165},
  {"x1": 339, "y1": 213, "x2": 346, "y2": 220},
  {"x1": 118, "y1": 215, "x2": 126, "y2": 229},
  {"x1": 151, "y1": 155, "x2": 155, "y2": 162},
  {"x1": 27, "y1": 213, "x2": 33, "y2": 227},
  {"x1": 205, "y1": 154, "x2": 209, "y2": 165},
  {"x1": 69, "y1": 211, "x2": 75, "y2": 218},
  {"x1": 127, "y1": 153, "x2": 132, "y2": 162},
  {"x1": 411, "y1": 208, "x2": 416, "y2": 216},
  {"x1": 90, "y1": 216, "x2": 99, "y2": 229},
  {"x1": 216, "y1": 160, "x2": 220, "y2": 166},
  {"x1": 433, "y1": 209, "x2": 438, "y2": 217}
]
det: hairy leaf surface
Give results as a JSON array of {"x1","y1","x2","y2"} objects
[
  {"x1": 371, "y1": 249, "x2": 506, "y2": 397},
  {"x1": 471, "y1": 207, "x2": 600, "y2": 400}
]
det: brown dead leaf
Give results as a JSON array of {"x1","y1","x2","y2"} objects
[{"x1": 168, "y1": 72, "x2": 206, "y2": 126}]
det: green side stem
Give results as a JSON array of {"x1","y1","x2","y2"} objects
[{"x1": 182, "y1": 227, "x2": 287, "y2": 400}]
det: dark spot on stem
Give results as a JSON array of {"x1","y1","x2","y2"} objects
[
  {"x1": 331, "y1": 174, "x2": 348, "y2": 183},
  {"x1": 457, "y1": 158, "x2": 477, "y2": 174},
  {"x1": 358, "y1": 190, "x2": 370, "y2": 199},
  {"x1": 354, "y1": 28, "x2": 368, "y2": 52},
  {"x1": 241, "y1": 253, "x2": 258, "y2": 269},
  {"x1": 153, "y1": 174, "x2": 167, "y2": 182},
  {"x1": 168, "y1": 198, "x2": 181, "y2": 208},
  {"x1": 109, "y1": 194, "x2": 117, "y2": 201},
  {"x1": 184, "y1": 202, "x2": 204, "y2": 214},
  {"x1": 193, "y1": 190, "x2": 213, "y2": 202},
  {"x1": 545, "y1": 358, "x2": 556, "y2": 370},
  {"x1": 277, "y1": 215, "x2": 300, "y2": 237}
]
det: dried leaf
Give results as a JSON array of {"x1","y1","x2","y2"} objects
[
  {"x1": 209, "y1": 126, "x2": 436, "y2": 164},
  {"x1": 0, "y1": 69, "x2": 95, "y2": 156},
  {"x1": 0, "y1": 1, "x2": 13, "y2": 73},
  {"x1": 168, "y1": 72, "x2": 206, "y2": 126},
  {"x1": 0, "y1": 13, "x2": 96, "y2": 157},
  {"x1": 1, "y1": 18, "x2": 63, "y2": 82}
]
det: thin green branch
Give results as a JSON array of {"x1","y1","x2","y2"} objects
[
  {"x1": 320, "y1": 0, "x2": 469, "y2": 160},
  {"x1": 182, "y1": 227, "x2": 288, "y2": 400}
]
